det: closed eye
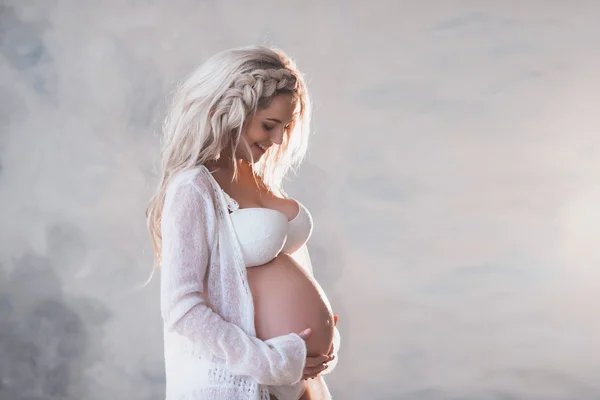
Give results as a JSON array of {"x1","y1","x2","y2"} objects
[{"x1": 263, "y1": 124, "x2": 274, "y2": 131}]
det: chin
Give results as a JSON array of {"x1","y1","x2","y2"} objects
[{"x1": 250, "y1": 149, "x2": 267, "y2": 163}]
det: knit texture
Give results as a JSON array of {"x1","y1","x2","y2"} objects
[{"x1": 160, "y1": 166, "x2": 340, "y2": 399}]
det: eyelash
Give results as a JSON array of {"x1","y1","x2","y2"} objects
[
  {"x1": 263, "y1": 124, "x2": 291, "y2": 131},
  {"x1": 263, "y1": 123, "x2": 292, "y2": 132}
]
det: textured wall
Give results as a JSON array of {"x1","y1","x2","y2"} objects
[{"x1": 2, "y1": 1, "x2": 600, "y2": 399}]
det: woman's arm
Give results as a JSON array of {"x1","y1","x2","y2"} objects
[
  {"x1": 292, "y1": 244, "x2": 341, "y2": 374},
  {"x1": 160, "y1": 179, "x2": 307, "y2": 386}
]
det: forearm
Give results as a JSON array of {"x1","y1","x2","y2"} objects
[{"x1": 164, "y1": 298, "x2": 307, "y2": 385}]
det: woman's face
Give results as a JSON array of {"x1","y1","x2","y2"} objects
[{"x1": 237, "y1": 93, "x2": 297, "y2": 163}]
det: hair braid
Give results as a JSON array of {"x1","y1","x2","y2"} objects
[
  {"x1": 146, "y1": 46, "x2": 311, "y2": 270},
  {"x1": 210, "y1": 68, "x2": 300, "y2": 147}
]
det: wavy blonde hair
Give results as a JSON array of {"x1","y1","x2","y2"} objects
[{"x1": 146, "y1": 45, "x2": 312, "y2": 268}]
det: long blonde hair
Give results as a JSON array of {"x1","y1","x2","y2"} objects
[{"x1": 146, "y1": 45, "x2": 312, "y2": 268}]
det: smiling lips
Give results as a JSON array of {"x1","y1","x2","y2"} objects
[{"x1": 256, "y1": 143, "x2": 270, "y2": 153}]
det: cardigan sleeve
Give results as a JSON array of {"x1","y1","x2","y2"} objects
[
  {"x1": 160, "y1": 177, "x2": 307, "y2": 386},
  {"x1": 292, "y1": 244, "x2": 341, "y2": 374}
]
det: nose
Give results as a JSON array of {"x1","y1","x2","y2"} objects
[{"x1": 270, "y1": 128, "x2": 284, "y2": 145}]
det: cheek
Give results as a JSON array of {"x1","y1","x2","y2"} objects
[{"x1": 244, "y1": 123, "x2": 268, "y2": 143}]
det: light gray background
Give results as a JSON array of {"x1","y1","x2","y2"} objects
[{"x1": 2, "y1": 1, "x2": 600, "y2": 399}]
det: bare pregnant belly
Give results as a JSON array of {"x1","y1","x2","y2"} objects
[{"x1": 247, "y1": 254, "x2": 334, "y2": 357}]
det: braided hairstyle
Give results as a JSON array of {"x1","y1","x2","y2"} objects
[
  {"x1": 146, "y1": 46, "x2": 311, "y2": 268},
  {"x1": 209, "y1": 67, "x2": 303, "y2": 169}
]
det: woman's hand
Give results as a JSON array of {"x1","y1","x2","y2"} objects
[
  {"x1": 324, "y1": 315, "x2": 339, "y2": 359},
  {"x1": 297, "y1": 315, "x2": 339, "y2": 380}
]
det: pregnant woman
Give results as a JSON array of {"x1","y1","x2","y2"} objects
[{"x1": 146, "y1": 46, "x2": 341, "y2": 400}]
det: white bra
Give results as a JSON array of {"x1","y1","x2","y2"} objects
[{"x1": 221, "y1": 190, "x2": 313, "y2": 267}]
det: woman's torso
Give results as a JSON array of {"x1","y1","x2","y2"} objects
[{"x1": 210, "y1": 166, "x2": 334, "y2": 358}]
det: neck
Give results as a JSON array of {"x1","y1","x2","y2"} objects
[
  {"x1": 208, "y1": 156, "x2": 256, "y2": 179},
  {"x1": 209, "y1": 155, "x2": 245, "y2": 168}
]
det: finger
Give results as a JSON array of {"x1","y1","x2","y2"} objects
[
  {"x1": 312, "y1": 364, "x2": 329, "y2": 374},
  {"x1": 303, "y1": 368, "x2": 327, "y2": 380},
  {"x1": 305, "y1": 355, "x2": 329, "y2": 367},
  {"x1": 327, "y1": 344, "x2": 334, "y2": 357},
  {"x1": 333, "y1": 314, "x2": 339, "y2": 326},
  {"x1": 297, "y1": 328, "x2": 312, "y2": 341},
  {"x1": 303, "y1": 373, "x2": 322, "y2": 381},
  {"x1": 304, "y1": 362, "x2": 329, "y2": 376},
  {"x1": 303, "y1": 364, "x2": 328, "y2": 379}
]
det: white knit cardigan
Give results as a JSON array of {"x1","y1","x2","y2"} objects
[{"x1": 160, "y1": 166, "x2": 340, "y2": 399}]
